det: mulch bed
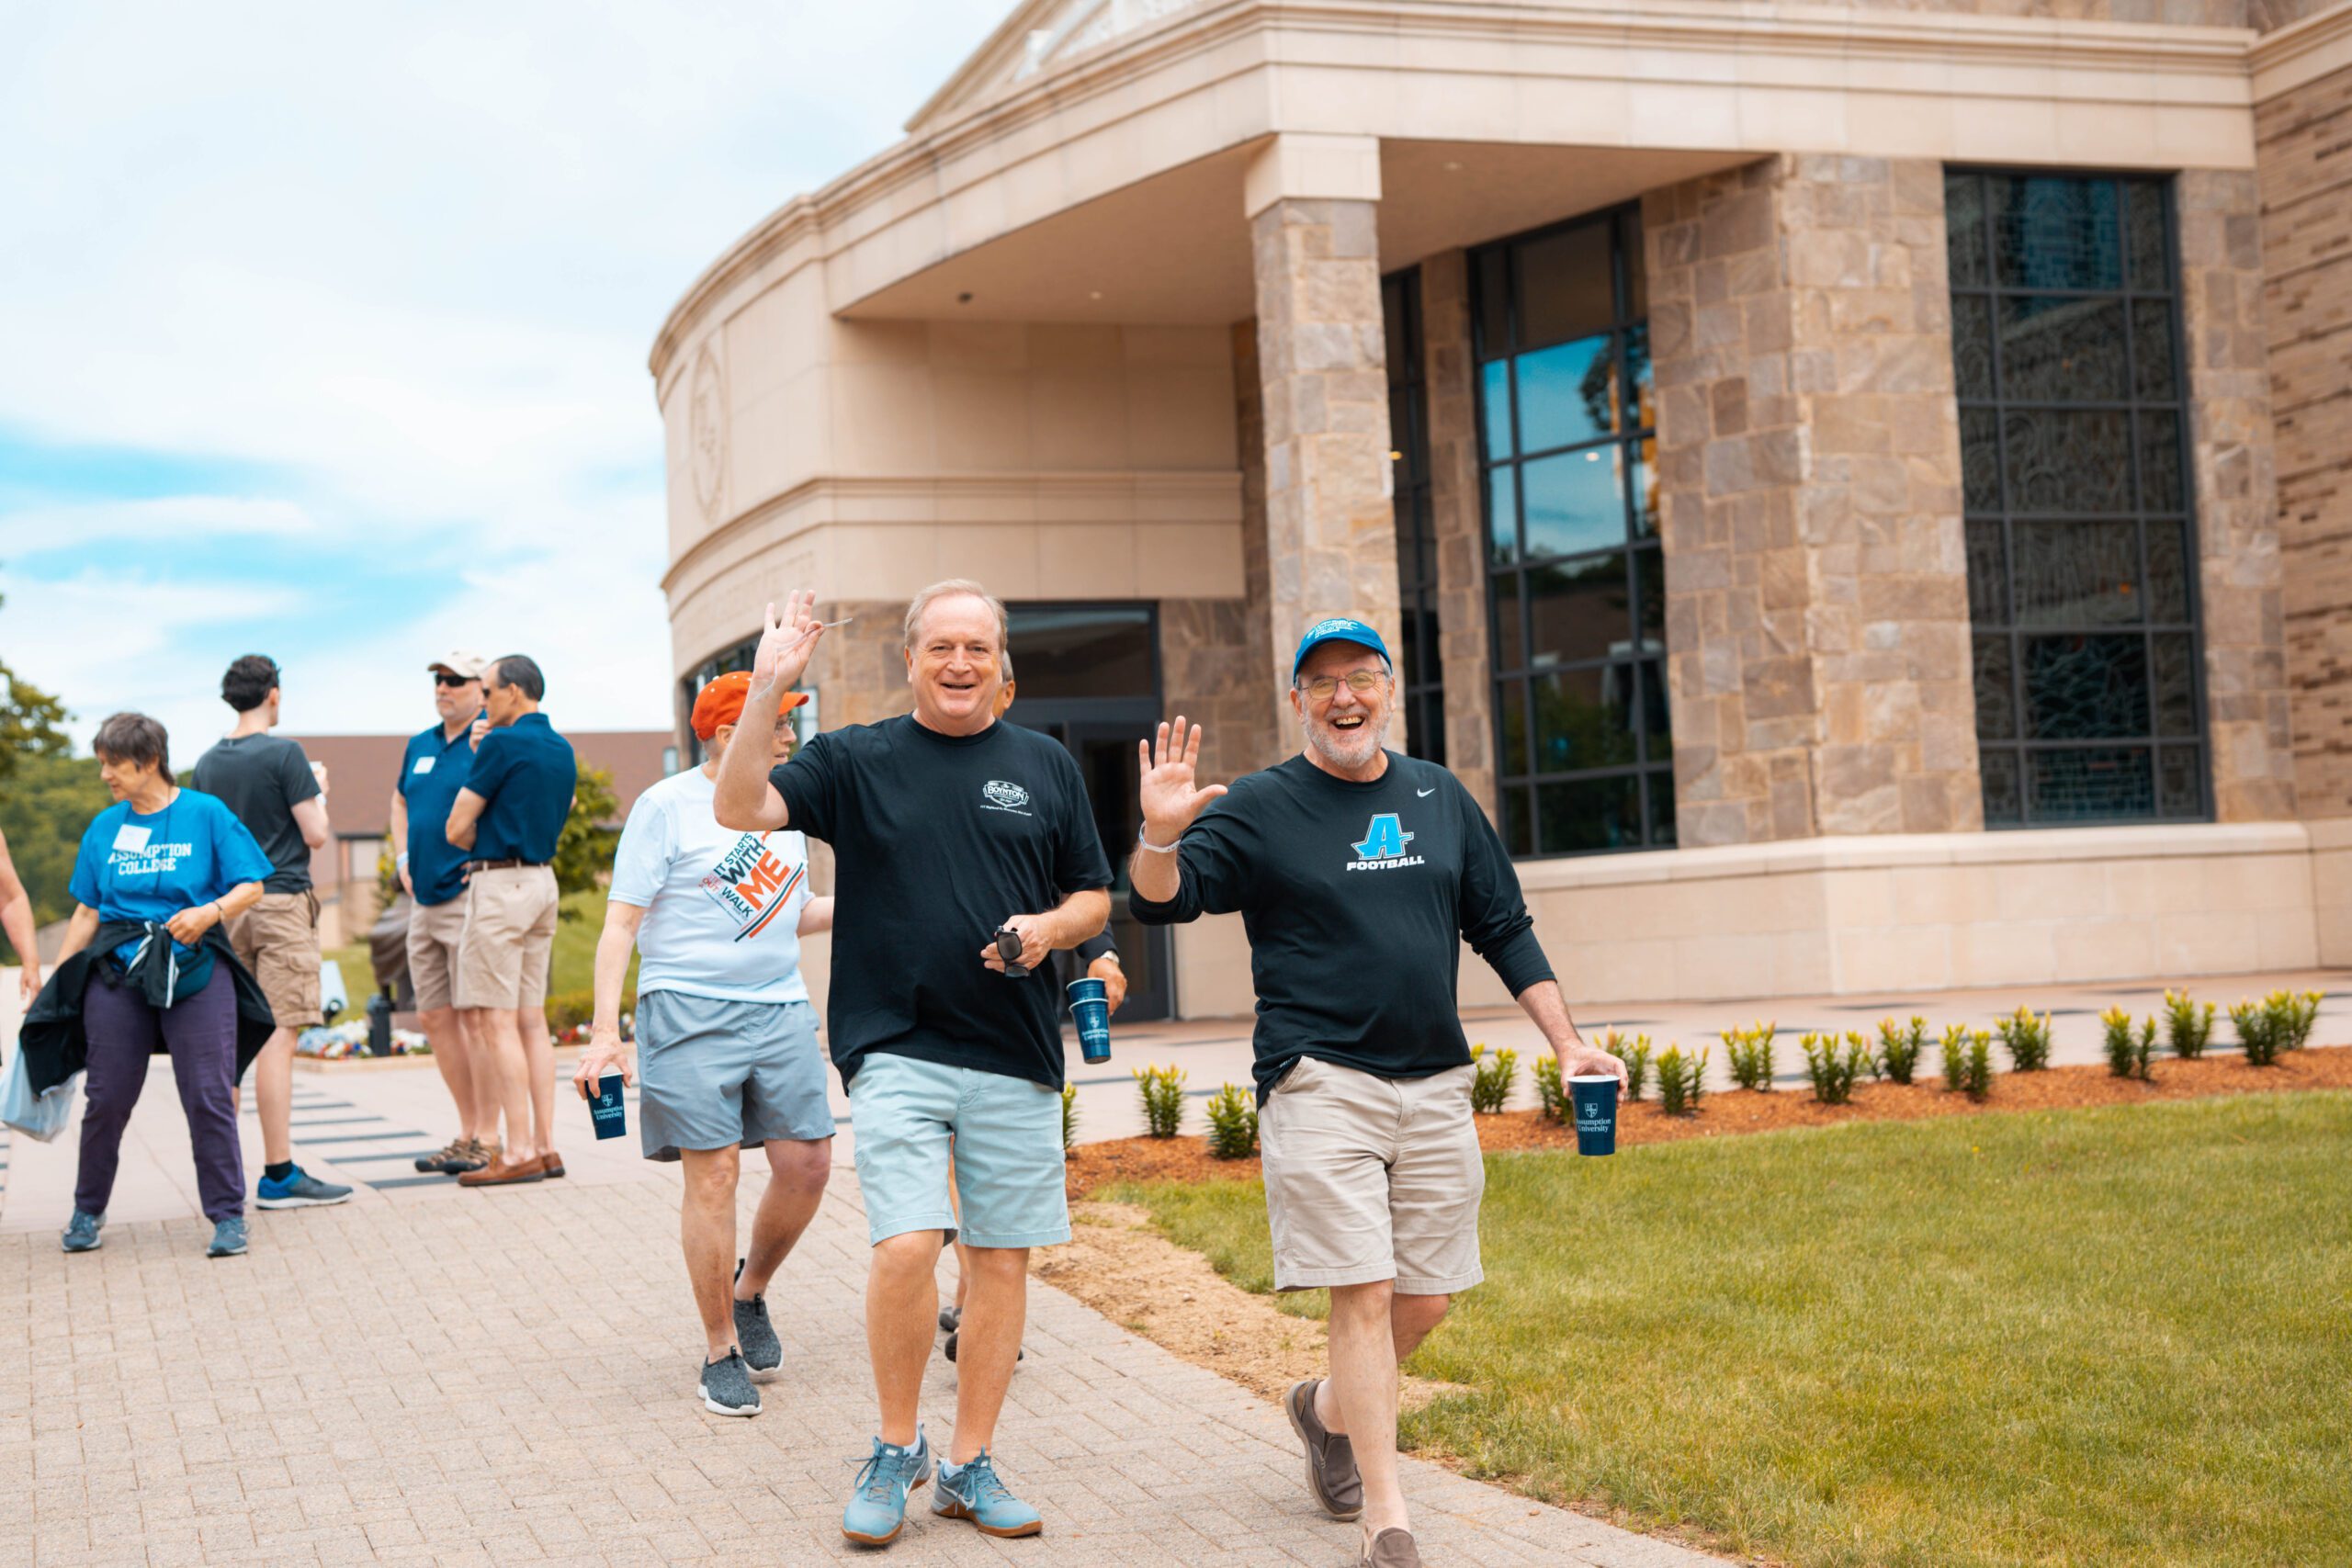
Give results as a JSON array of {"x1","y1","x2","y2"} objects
[{"x1": 1065, "y1": 1043, "x2": 2352, "y2": 1198}]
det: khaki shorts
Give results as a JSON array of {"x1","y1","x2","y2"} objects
[
  {"x1": 454, "y1": 865, "x2": 559, "y2": 1010},
  {"x1": 1258, "y1": 1055, "x2": 1484, "y2": 1295},
  {"x1": 226, "y1": 890, "x2": 322, "y2": 1030},
  {"x1": 405, "y1": 896, "x2": 469, "y2": 1013}
]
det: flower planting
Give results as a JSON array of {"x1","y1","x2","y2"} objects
[
  {"x1": 1722, "y1": 1021, "x2": 1777, "y2": 1091},
  {"x1": 1656, "y1": 1043, "x2": 1709, "y2": 1117},
  {"x1": 2098, "y1": 1007, "x2": 2158, "y2": 1081},
  {"x1": 1470, "y1": 1043, "x2": 1520, "y2": 1113},
  {"x1": 1203, "y1": 1082, "x2": 1258, "y2": 1158},
  {"x1": 1800, "y1": 1031, "x2": 1873, "y2": 1106},
  {"x1": 2163, "y1": 989, "x2": 2216, "y2": 1059},
  {"x1": 1133, "y1": 1064, "x2": 1187, "y2": 1138},
  {"x1": 1875, "y1": 1016, "x2": 1928, "y2": 1086},
  {"x1": 1995, "y1": 1006, "x2": 2053, "y2": 1072}
]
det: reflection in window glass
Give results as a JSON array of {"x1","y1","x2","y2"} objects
[
  {"x1": 1005, "y1": 605, "x2": 1154, "y2": 699},
  {"x1": 1383, "y1": 270, "x2": 1447, "y2": 764},
  {"x1": 1472, "y1": 204, "x2": 1670, "y2": 856},
  {"x1": 1950, "y1": 168, "x2": 2207, "y2": 826}
]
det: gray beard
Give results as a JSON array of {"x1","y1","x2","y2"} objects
[{"x1": 1306, "y1": 713, "x2": 1390, "y2": 772}]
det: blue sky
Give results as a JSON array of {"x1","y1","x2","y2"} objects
[{"x1": 0, "y1": 1, "x2": 1009, "y2": 754}]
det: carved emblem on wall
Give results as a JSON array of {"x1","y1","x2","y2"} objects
[{"x1": 689, "y1": 343, "x2": 729, "y2": 522}]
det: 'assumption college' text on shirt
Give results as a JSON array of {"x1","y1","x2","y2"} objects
[
  {"x1": 1130, "y1": 751, "x2": 1554, "y2": 1104},
  {"x1": 608, "y1": 767, "x2": 814, "y2": 1006}
]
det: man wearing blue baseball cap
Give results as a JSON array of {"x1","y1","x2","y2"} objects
[{"x1": 1128, "y1": 615, "x2": 1624, "y2": 1568}]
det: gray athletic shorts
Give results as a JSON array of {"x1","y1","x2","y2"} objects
[{"x1": 635, "y1": 991, "x2": 834, "y2": 1162}]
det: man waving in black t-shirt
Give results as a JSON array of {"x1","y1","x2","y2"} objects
[
  {"x1": 714, "y1": 581, "x2": 1110, "y2": 1549},
  {"x1": 1129, "y1": 616, "x2": 1624, "y2": 1568}
]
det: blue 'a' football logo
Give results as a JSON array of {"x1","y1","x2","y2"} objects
[{"x1": 1352, "y1": 813, "x2": 1414, "y2": 860}]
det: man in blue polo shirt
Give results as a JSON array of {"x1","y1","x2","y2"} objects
[
  {"x1": 392, "y1": 650, "x2": 497, "y2": 1176},
  {"x1": 445, "y1": 653, "x2": 577, "y2": 1188}
]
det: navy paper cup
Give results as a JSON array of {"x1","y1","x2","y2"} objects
[
  {"x1": 1067, "y1": 977, "x2": 1112, "y2": 1064},
  {"x1": 588, "y1": 1073, "x2": 628, "y2": 1141},
  {"x1": 1569, "y1": 1074, "x2": 1619, "y2": 1156}
]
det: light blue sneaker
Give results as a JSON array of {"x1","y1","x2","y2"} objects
[
  {"x1": 933, "y1": 1450, "x2": 1042, "y2": 1539},
  {"x1": 206, "y1": 1218, "x2": 248, "y2": 1258},
  {"x1": 841, "y1": 1428, "x2": 933, "y2": 1546},
  {"x1": 256, "y1": 1167, "x2": 353, "y2": 1209},
  {"x1": 61, "y1": 1211, "x2": 104, "y2": 1253}
]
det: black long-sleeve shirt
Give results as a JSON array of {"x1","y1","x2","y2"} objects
[{"x1": 1130, "y1": 751, "x2": 1554, "y2": 1103}]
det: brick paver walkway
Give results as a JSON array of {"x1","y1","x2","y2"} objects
[{"x1": 0, "y1": 1059, "x2": 1727, "y2": 1568}]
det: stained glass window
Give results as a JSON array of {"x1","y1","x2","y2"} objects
[
  {"x1": 1947, "y1": 171, "x2": 2208, "y2": 827},
  {"x1": 1471, "y1": 207, "x2": 1671, "y2": 856},
  {"x1": 1383, "y1": 270, "x2": 1446, "y2": 764}
]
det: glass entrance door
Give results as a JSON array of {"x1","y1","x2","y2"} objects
[{"x1": 1010, "y1": 716, "x2": 1172, "y2": 1022}]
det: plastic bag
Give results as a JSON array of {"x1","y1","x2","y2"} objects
[{"x1": 1, "y1": 1048, "x2": 79, "y2": 1142}]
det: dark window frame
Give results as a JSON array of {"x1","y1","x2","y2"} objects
[
  {"x1": 1383, "y1": 267, "x2": 1447, "y2": 765},
  {"x1": 1469, "y1": 203, "x2": 1672, "y2": 858},
  {"x1": 1948, "y1": 167, "x2": 2211, "y2": 829}
]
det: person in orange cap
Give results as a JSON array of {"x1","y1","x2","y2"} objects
[{"x1": 572, "y1": 670, "x2": 832, "y2": 1417}]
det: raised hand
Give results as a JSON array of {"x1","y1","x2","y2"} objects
[
  {"x1": 1137, "y1": 716, "x2": 1227, "y2": 843},
  {"x1": 750, "y1": 592, "x2": 823, "y2": 698}
]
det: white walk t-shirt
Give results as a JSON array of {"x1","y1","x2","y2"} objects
[{"x1": 608, "y1": 767, "x2": 814, "y2": 1004}]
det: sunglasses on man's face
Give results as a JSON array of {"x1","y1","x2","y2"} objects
[{"x1": 434, "y1": 672, "x2": 475, "y2": 689}]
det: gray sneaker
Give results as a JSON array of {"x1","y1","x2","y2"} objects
[
  {"x1": 1359, "y1": 1528, "x2": 1423, "y2": 1567},
  {"x1": 207, "y1": 1218, "x2": 248, "y2": 1258},
  {"x1": 698, "y1": 1349, "x2": 760, "y2": 1416},
  {"x1": 1285, "y1": 1379, "x2": 1363, "y2": 1519},
  {"x1": 256, "y1": 1167, "x2": 353, "y2": 1209},
  {"x1": 61, "y1": 1211, "x2": 104, "y2": 1253},
  {"x1": 733, "y1": 1259, "x2": 781, "y2": 1377}
]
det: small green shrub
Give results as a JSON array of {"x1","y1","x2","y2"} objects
[
  {"x1": 1994, "y1": 1005, "x2": 2053, "y2": 1072},
  {"x1": 1469, "y1": 1043, "x2": 1520, "y2": 1113},
  {"x1": 1600, "y1": 1029, "x2": 1653, "y2": 1101},
  {"x1": 1800, "y1": 1031, "x2": 1873, "y2": 1106},
  {"x1": 1133, "y1": 1064, "x2": 1187, "y2": 1138},
  {"x1": 1204, "y1": 1082, "x2": 1259, "y2": 1158},
  {"x1": 1533, "y1": 1055, "x2": 1566, "y2": 1121},
  {"x1": 1656, "y1": 1043, "x2": 1709, "y2": 1117},
  {"x1": 1060, "y1": 1082, "x2": 1080, "y2": 1151},
  {"x1": 1875, "y1": 1016, "x2": 1928, "y2": 1086},
  {"x1": 2098, "y1": 1006, "x2": 2157, "y2": 1081},
  {"x1": 2164, "y1": 989, "x2": 2216, "y2": 1059},
  {"x1": 1941, "y1": 1024, "x2": 1992, "y2": 1100},
  {"x1": 2276, "y1": 988, "x2": 2324, "y2": 1051},
  {"x1": 2229, "y1": 998, "x2": 2285, "y2": 1067},
  {"x1": 1722, "y1": 1021, "x2": 1776, "y2": 1092}
]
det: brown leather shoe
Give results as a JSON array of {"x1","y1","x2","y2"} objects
[
  {"x1": 538, "y1": 1151, "x2": 565, "y2": 1179},
  {"x1": 457, "y1": 1154, "x2": 545, "y2": 1187},
  {"x1": 1359, "y1": 1528, "x2": 1421, "y2": 1567},
  {"x1": 1284, "y1": 1378, "x2": 1363, "y2": 1519}
]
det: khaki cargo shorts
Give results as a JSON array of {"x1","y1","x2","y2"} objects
[
  {"x1": 1258, "y1": 1055, "x2": 1484, "y2": 1295},
  {"x1": 454, "y1": 865, "x2": 558, "y2": 1010},
  {"x1": 405, "y1": 896, "x2": 469, "y2": 1013},
  {"x1": 226, "y1": 890, "x2": 322, "y2": 1030}
]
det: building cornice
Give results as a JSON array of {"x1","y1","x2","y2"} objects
[
  {"x1": 650, "y1": 0, "x2": 2261, "y2": 384},
  {"x1": 659, "y1": 469, "x2": 1243, "y2": 595},
  {"x1": 2249, "y1": 0, "x2": 2352, "y2": 102}
]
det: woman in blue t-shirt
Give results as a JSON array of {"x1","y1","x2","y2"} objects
[{"x1": 52, "y1": 712, "x2": 273, "y2": 1259}]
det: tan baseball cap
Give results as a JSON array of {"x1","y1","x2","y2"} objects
[{"x1": 427, "y1": 649, "x2": 490, "y2": 680}]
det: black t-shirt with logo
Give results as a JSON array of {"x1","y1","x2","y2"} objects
[
  {"x1": 1130, "y1": 751, "x2": 1554, "y2": 1104},
  {"x1": 772, "y1": 715, "x2": 1114, "y2": 1089}
]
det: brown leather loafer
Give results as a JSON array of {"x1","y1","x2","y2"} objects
[
  {"x1": 457, "y1": 1154, "x2": 545, "y2": 1187},
  {"x1": 538, "y1": 1151, "x2": 565, "y2": 1179},
  {"x1": 1284, "y1": 1378, "x2": 1363, "y2": 1520}
]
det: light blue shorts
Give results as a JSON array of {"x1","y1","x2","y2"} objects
[
  {"x1": 636, "y1": 992, "x2": 834, "y2": 1162},
  {"x1": 845, "y1": 1052, "x2": 1069, "y2": 1249}
]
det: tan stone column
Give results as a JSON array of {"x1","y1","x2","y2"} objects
[
  {"x1": 1243, "y1": 134, "x2": 1403, "y2": 750},
  {"x1": 1418, "y1": 249, "x2": 1497, "y2": 817},
  {"x1": 1645, "y1": 156, "x2": 1980, "y2": 846}
]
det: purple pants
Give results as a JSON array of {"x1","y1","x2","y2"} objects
[{"x1": 77, "y1": 966, "x2": 244, "y2": 1223}]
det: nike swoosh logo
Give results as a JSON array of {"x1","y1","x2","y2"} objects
[{"x1": 1417, "y1": 787, "x2": 1436, "y2": 797}]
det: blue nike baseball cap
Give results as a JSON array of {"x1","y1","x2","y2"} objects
[{"x1": 1291, "y1": 617, "x2": 1393, "y2": 680}]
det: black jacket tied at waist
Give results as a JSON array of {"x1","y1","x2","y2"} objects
[{"x1": 17, "y1": 920, "x2": 276, "y2": 1097}]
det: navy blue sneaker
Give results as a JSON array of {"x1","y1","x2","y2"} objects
[
  {"x1": 256, "y1": 1167, "x2": 353, "y2": 1209},
  {"x1": 842, "y1": 1428, "x2": 933, "y2": 1546},
  {"x1": 933, "y1": 1450, "x2": 1042, "y2": 1539}
]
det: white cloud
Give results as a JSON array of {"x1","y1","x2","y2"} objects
[{"x1": 0, "y1": 0, "x2": 1010, "y2": 737}]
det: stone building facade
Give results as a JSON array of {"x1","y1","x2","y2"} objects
[{"x1": 654, "y1": 0, "x2": 2352, "y2": 1018}]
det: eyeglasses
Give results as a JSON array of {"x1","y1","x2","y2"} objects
[
  {"x1": 1298, "y1": 671, "x2": 1389, "y2": 701},
  {"x1": 433, "y1": 672, "x2": 475, "y2": 689}
]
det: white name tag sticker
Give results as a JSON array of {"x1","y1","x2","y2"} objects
[
  {"x1": 412, "y1": 756, "x2": 435, "y2": 774},
  {"x1": 112, "y1": 824, "x2": 152, "y2": 853}
]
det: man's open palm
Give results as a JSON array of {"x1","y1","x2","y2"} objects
[
  {"x1": 1138, "y1": 717, "x2": 1227, "y2": 840},
  {"x1": 751, "y1": 591, "x2": 822, "y2": 696}
]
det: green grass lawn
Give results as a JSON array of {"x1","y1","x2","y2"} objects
[
  {"x1": 1108, "y1": 1093, "x2": 2352, "y2": 1568},
  {"x1": 325, "y1": 887, "x2": 633, "y2": 1025}
]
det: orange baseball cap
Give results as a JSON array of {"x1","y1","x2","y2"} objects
[{"x1": 691, "y1": 671, "x2": 808, "y2": 739}]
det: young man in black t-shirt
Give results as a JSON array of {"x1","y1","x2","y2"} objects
[
  {"x1": 1129, "y1": 617, "x2": 1625, "y2": 1568},
  {"x1": 713, "y1": 581, "x2": 1110, "y2": 1548}
]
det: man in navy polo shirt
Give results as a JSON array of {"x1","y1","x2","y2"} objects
[
  {"x1": 392, "y1": 650, "x2": 497, "y2": 1176},
  {"x1": 445, "y1": 653, "x2": 577, "y2": 1188}
]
